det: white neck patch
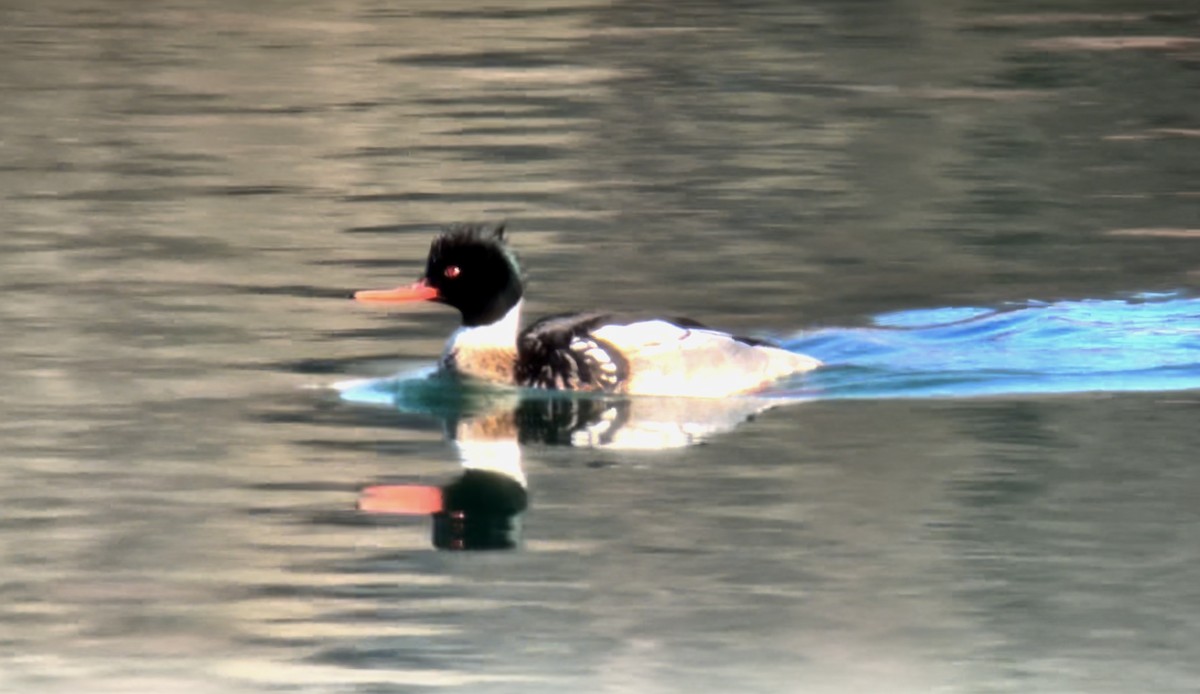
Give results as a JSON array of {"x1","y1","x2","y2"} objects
[
  {"x1": 453, "y1": 438, "x2": 527, "y2": 487},
  {"x1": 444, "y1": 300, "x2": 524, "y2": 357}
]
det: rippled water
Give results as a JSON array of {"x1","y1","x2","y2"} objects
[
  {"x1": 2, "y1": 1, "x2": 1199, "y2": 692},
  {"x1": 791, "y1": 292, "x2": 1200, "y2": 398}
]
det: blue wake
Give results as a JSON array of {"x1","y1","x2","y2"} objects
[{"x1": 781, "y1": 292, "x2": 1200, "y2": 400}]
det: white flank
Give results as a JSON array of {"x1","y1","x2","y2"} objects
[{"x1": 592, "y1": 320, "x2": 821, "y2": 397}]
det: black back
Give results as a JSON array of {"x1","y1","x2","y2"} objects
[{"x1": 516, "y1": 312, "x2": 629, "y2": 391}]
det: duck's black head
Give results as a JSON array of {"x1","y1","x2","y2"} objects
[
  {"x1": 355, "y1": 223, "x2": 524, "y2": 327},
  {"x1": 424, "y1": 223, "x2": 523, "y2": 326}
]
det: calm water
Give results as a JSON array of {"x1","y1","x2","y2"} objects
[{"x1": 2, "y1": 1, "x2": 1199, "y2": 692}]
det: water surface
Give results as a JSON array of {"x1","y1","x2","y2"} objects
[{"x1": 2, "y1": 1, "x2": 1199, "y2": 692}]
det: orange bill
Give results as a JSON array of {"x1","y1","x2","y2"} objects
[
  {"x1": 358, "y1": 484, "x2": 445, "y2": 515},
  {"x1": 354, "y1": 280, "x2": 439, "y2": 303}
]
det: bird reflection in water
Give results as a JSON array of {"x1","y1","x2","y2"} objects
[
  {"x1": 361, "y1": 467, "x2": 527, "y2": 551},
  {"x1": 341, "y1": 373, "x2": 786, "y2": 550}
]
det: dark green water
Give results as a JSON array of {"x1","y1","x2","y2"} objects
[{"x1": 1, "y1": 1, "x2": 1198, "y2": 692}]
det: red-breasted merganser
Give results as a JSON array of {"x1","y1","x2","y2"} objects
[{"x1": 354, "y1": 223, "x2": 821, "y2": 397}]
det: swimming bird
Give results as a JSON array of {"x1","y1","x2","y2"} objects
[{"x1": 354, "y1": 223, "x2": 820, "y2": 397}]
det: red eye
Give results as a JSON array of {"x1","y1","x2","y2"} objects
[{"x1": 443, "y1": 265, "x2": 461, "y2": 278}]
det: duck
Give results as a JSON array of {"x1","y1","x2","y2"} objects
[{"x1": 354, "y1": 223, "x2": 820, "y2": 397}]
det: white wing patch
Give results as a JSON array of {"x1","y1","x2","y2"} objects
[
  {"x1": 568, "y1": 335, "x2": 622, "y2": 378},
  {"x1": 591, "y1": 320, "x2": 692, "y2": 349}
]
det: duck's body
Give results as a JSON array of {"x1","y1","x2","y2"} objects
[{"x1": 355, "y1": 224, "x2": 820, "y2": 398}]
